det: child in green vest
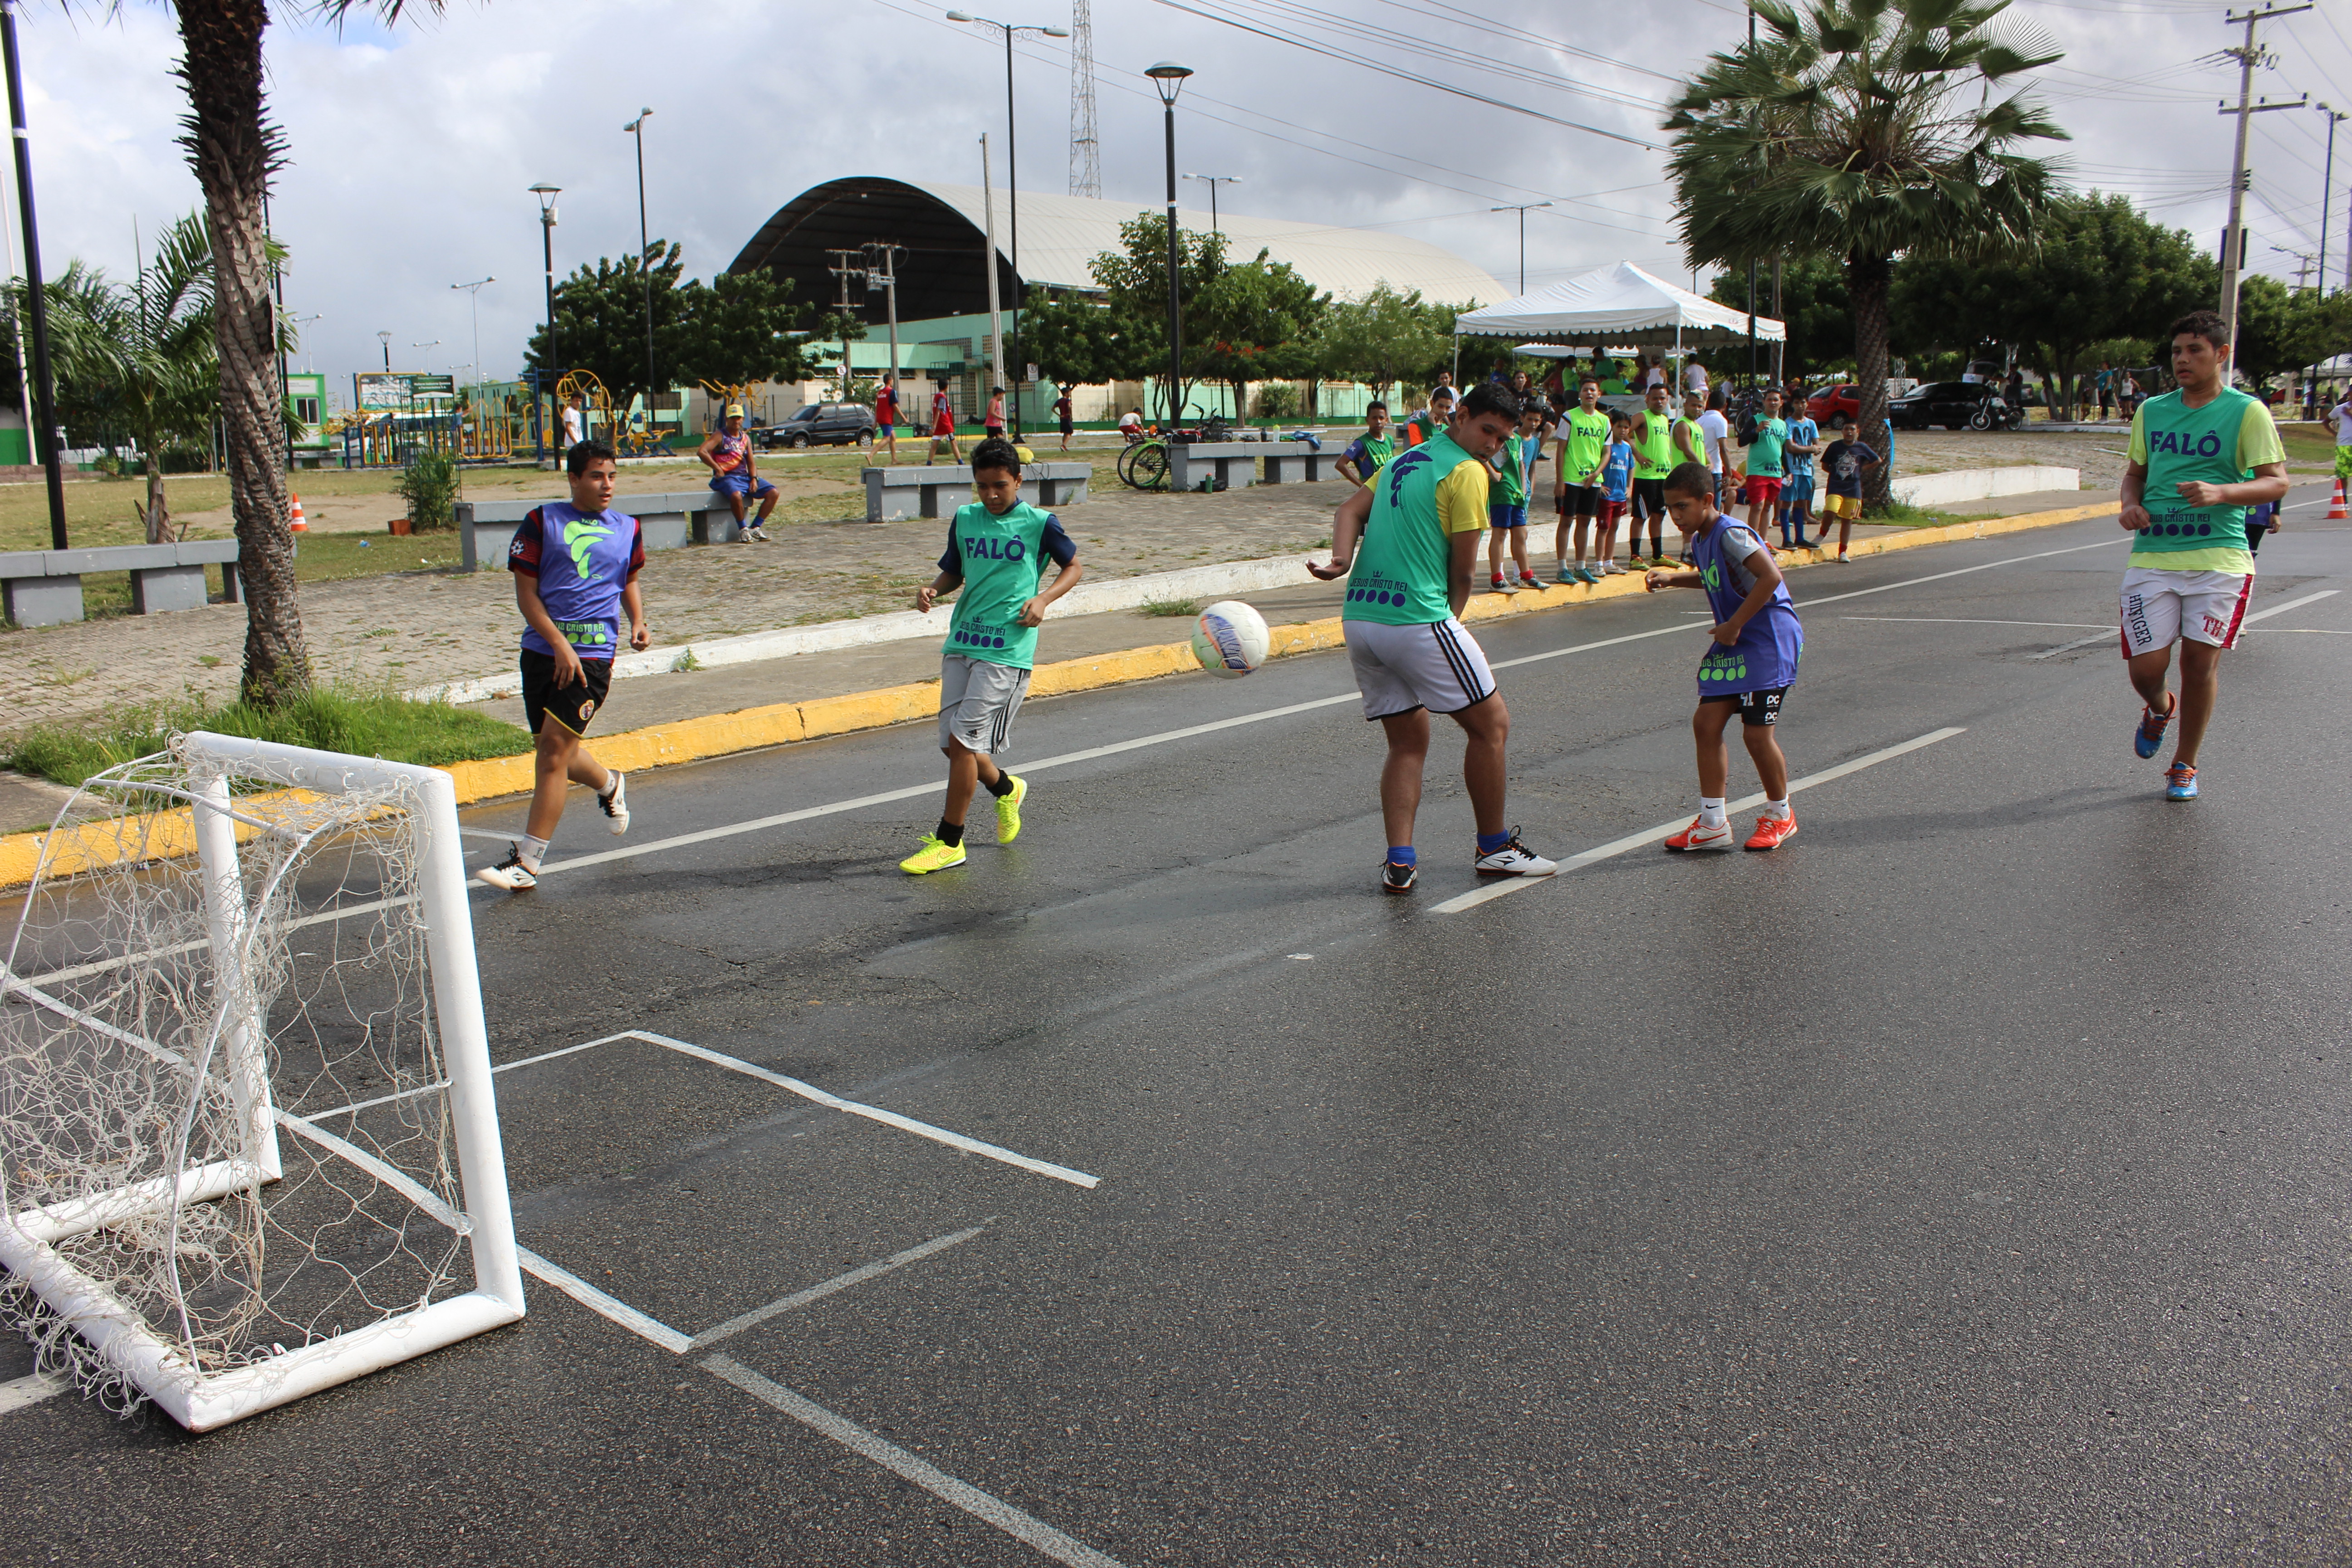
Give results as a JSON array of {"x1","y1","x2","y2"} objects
[
  {"x1": 901, "y1": 439, "x2": 1085, "y2": 874},
  {"x1": 1487, "y1": 402, "x2": 1547, "y2": 593}
]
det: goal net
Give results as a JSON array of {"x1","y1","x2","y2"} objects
[{"x1": 0, "y1": 732, "x2": 523, "y2": 1431}]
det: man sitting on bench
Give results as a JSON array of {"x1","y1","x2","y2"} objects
[{"x1": 699, "y1": 403, "x2": 779, "y2": 542}]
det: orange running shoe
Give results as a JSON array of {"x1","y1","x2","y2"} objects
[
  {"x1": 1664, "y1": 816, "x2": 1734, "y2": 852},
  {"x1": 1743, "y1": 813, "x2": 1799, "y2": 852}
]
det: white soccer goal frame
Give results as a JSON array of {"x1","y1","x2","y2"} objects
[{"x1": 0, "y1": 733, "x2": 524, "y2": 1431}]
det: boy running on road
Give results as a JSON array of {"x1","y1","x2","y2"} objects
[
  {"x1": 1644, "y1": 462, "x2": 1806, "y2": 853},
  {"x1": 1553, "y1": 376, "x2": 1610, "y2": 584},
  {"x1": 901, "y1": 439, "x2": 1084, "y2": 873},
  {"x1": 698, "y1": 404, "x2": 778, "y2": 541},
  {"x1": 478, "y1": 441, "x2": 645, "y2": 891},
  {"x1": 1309, "y1": 382, "x2": 1557, "y2": 893},
  {"x1": 2117, "y1": 310, "x2": 2288, "y2": 801},
  {"x1": 1336, "y1": 402, "x2": 1395, "y2": 489}
]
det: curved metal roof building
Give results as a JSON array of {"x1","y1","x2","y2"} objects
[{"x1": 726, "y1": 176, "x2": 1507, "y2": 319}]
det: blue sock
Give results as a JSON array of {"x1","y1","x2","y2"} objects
[
  {"x1": 1476, "y1": 830, "x2": 1510, "y2": 855},
  {"x1": 1387, "y1": 845, "x2": 1416, "y2": 867}
]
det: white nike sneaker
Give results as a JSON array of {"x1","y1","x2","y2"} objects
[
  {"x1": 1474, "y1": 829, "x2": 1558, "y2": 877},
  {"x1": 598, "y1": 770, "x2": 630, "y2": 835},
  {"x1": 475, "y1": 845, "x2": 539, "y2": 890}
]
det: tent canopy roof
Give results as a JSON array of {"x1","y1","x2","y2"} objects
[{"x1": 1453, "y1": 261, "x2": 1784, "y2": 348}]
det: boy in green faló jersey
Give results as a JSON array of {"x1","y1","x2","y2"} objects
[
  {"x1": 2117, "y1": 310, "x2": 2288, "y2": 802},
  {"x1": 1553, "y1": 375, "x2": 1612, "y2": 584},
  {"x1": 901, "y1": 439, "x2": 1085, "y2": 873}
]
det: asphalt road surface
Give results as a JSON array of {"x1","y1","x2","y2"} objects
[{"x1": 5, "y1": 485, "x2": 2348, "y2": 1566}]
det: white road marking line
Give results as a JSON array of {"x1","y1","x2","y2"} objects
[
  {"x1": 1429, "y1": 726, "x2": 1966, "y2": 915},
  {"x1": 703, "y1": 1354, "x2": 1127, "y2": 1568},
  {"x1": 304, "y1": 1034, "x2": 644, "y2": 1122},
  {"x1": 624, "y1": 1030, "x2": 1101, "y2": 1190},
  {"x1": 1840, "y1": 616, "x2": 2111, "y2": 629},
  {"x1": 690, "y1": 1222, "x2": 991, "y2": 1351},
  {"x1": 515, "y1": 1246, "x2": 694, "y2": 1354},
  {"x1": 0, "y1": 1372, "x2": 68, "y2": 1415},
  {"x1": 2030, "y1": 588, "x2": 2339, "y2": 660},
  {"x1": 2273, "y1": 627, "x2": 2352, "y2": 632},
  {"x1": 512, "y1": 535, "x2": 2127, "y2": 882}
]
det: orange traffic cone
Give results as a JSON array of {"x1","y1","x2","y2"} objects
[
  {"x1": 289, "y1": 493, "x2": 308, "y2": 532},
  {"x1": 2328, "y1": 476, "x2": 2348, "y2": 521}
]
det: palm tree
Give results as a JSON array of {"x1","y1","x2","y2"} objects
[
  {"x1": 19, "y1": 215, "x2": 220, "y2": 543},
  {"x1": 174, "y1": 0, "x2": 437, "y2": 704},
  {"x1": 1665, "y1": 0, "x2": 2067, "y2": 505}
]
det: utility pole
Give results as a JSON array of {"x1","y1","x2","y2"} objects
[
  {"x1": 1189, "y1": 173, "x2": 1244, "y2": 236},
  {"x1": 864, "y1": 241, "x2": 904, "y2": 423},
  {"x1": 980, "y1": 134, "x2": 1004, "y2": 404},
  {"x1": 2318, "y1": 103, "x2": 2346, "y2": 293},
  {"x1": 2217, "y1": 5, "x2": 2310, "y2": 374},
  {"x1": 826, "y1": 249, "x2": 865, "y2": 404},
  {"x1": 2271, "y1": 245, "x2": 2316, "y2": 291},
  {"x1": 1, "y1": 0, "x2": 66, "y2": 547}
]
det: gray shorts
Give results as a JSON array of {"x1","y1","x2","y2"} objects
[{"x1": 937, "y1": 653, "x2": 1030, "y2": 754}]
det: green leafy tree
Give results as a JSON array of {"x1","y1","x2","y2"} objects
[
  {"x1": 1086, "y1": 214, "x2": 1229, "y2": 421},
  {"x1": 1017, "y1": 286, "x2": 1127, "y2": 392},
  {"x1": 1706, "y1": 256, "x2": 1855, "y2": 379},
  {"x1": 1667, "y1": 0, "x2": 2067, "y2": 504},
  {"x1": 1191, "y1": 250, "x2": 1328, "y2": 422},
  {"x1": 524, "y1": 241, "x2": 833, "y2": 406},
  {"x1": 2233, "y1": 278, "x2": 2352, "y2": 395},
  {"x1": 1310, "y1": 281, "x2": 1455, "y2": 407},
  {"x1": 1893, "y1": 192, "x2": 2213, "y2": 415}
]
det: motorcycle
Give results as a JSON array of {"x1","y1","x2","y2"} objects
[{"x1": 1969, "y1": 392, "x2": 2025, "y2": 432}]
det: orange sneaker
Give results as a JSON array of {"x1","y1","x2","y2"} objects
[
  {"x1": 1664, "y1": 816, "x2": 1733, "y2": 852},
  {"x1": 1743, "y1": 813, "x2": 1798, "y2": 851}
]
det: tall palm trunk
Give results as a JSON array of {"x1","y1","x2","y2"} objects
[
  {"x1": 1847, "y1": 252, "x2": 1894, "y2": 508},
  {"x1": 177, "y1": 0, "x2": 305, "y2": 704}
]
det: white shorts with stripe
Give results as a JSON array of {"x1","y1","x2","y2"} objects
[
  {"x1": 1344, "y1": 615, "x2": 1497, "y2": 720},
  {"x1": 2119, "y1": 566, "x2": 2254, "y2": 657},
  {"x1": 937, "y1": 653, "x2": 1031, "y2": 754}
]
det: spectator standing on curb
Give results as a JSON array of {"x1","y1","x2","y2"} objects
[
  {"x1": 1699, "y1": 388, "x2": 1732, "y2": 514},
  {"x1": 1818, "y1": 415, "x2": 1878, "y2": 562}
]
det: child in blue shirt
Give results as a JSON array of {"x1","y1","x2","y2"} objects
[
  {"x1": 1779, "y1": 410, "x2": 1821, "y2": 548},
  {"x1": 1583, "y1": 410, "x2": 1638, "y2": 576}
]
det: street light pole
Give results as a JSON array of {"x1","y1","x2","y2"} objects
[
  {"x1": 1184, "y1": 173, "x2": 1241, "y2": 235},
  {"x1": 530, "y1": 183, "x2": 560, "y2": 466},
  {"x1": 1, "y1": 0, "x2": 66, "y2": 547},
  {"x1": 624, "y1": 108, "x2": 656, "y2": 419},
  {"x1": 378, "y1": 329, "x2": 391, "y2": 371},
  {"x1": 2318, "y1": 105, "x2": 2345, "y2": 295},
  {"x1": 1488, "y1": 201, "x2": 1551, "y2": 294},
  {"x1": 450, "y1": 276, "x2": 493, "y2": 417},
  {"x1": 946, "y1": 13, "x2": 1068, "y2": 439},
  {"x1": 1148, "y1": 62, "x2": 1193, "y2": 429}
]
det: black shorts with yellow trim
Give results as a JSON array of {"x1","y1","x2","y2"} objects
[{"x1": 520, "y1": 649, "x2": 613, "y2": 736}]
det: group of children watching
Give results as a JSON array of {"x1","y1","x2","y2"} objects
[{"x1": 1341, "y1": 375, "x2": 1882, "y2": 585}]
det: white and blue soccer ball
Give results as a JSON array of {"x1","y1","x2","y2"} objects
[{"x1": 1191, "y1": 599, "x2": 1272, "y2": 678}]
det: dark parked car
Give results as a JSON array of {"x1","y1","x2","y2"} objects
[
  {"x1": 758, "y1": 402, "x2": 877, "y2": 449},
  {"x1": 1890, "y1": 381, "x2": 2000, "y2": 429}
]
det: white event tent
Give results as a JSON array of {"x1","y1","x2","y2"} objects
[{"x1": 1452, "y1": 262, "x2": 1784, "y2": 379}]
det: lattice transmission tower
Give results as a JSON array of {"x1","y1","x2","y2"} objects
[{"x1": 1067, "y1": 0, "x2": 1100, "y2": 198}]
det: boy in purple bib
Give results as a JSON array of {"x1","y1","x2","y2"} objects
[{"x1": 1643, "y1": 461, "x2": 1806, "y2": 853}]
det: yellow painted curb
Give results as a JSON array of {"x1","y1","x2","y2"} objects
[{"x1": 0, "y1": 495, "x2": 2119, "y2": 889}]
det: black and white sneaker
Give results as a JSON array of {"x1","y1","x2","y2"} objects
[
  {"x1": 598, "y1": 770, "x2": 630, "y2": 835},
  {"x1": 1381, "y1": 859, "x2": 1417, "y2": 895},
  {"x1": 1473, "y1": 829, "x2": 1558, "y2": 877},
  {"x1": 475, "y1": 845, "x2": 539, "y2": 891}
]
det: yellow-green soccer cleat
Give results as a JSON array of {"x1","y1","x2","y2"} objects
[
  {"x1": 899, "y1": 833, "x2": 968, "y2": 875},
  {"x1": 995, "y1": 774, "x2": 1028, "y2": 843}
]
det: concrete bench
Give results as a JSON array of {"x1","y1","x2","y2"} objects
[
  {"x1": 1165, "y1": 442, "x2": 1269, "y2": 493},
  {"x1": 1, "y1": 538, "x2": 245, "y2": 627},
  {"x1": 457, "y1": 490, "x2": 756, "y2": 572},
  {"x1": 862, "y1": 461, "x2": 1091, "y2": 523},
  {"x1": 1259, "y1": 441, "x2": 1343, "y2": 484}
]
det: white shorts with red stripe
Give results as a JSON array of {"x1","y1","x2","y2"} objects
[{"x1": 2119, "y1": 565, "x2": 2254, "y2": 657}]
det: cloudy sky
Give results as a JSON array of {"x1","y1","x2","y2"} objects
[{"x1": 13, "y1": 0, "x2": 2348, "y2": 402}]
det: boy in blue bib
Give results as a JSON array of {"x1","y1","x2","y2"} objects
[{"x1": 1643, "y1": 462, "x2": 1806, "y2": 853}]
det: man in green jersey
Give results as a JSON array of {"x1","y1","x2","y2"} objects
[
  {"x1": 901, "y1": 439, "x2": 1085, "y2": 872},
  {"x1": 1553, "y1": 375, "x2": 1611, "y2": 584},
  {"x1": 1628, "y1": 382, "x2": 1676, "y2": 567},
  {"x1": 1309, "y1": 383, "x2": 1557, "y2": 894},
  {"x1": 2118, "y1": 310, "x2": 2288, "y2": 801}
]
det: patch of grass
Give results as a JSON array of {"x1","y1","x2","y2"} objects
[
  {"x1": 1140, "y1": 597, "x2": 1200, "y2": 617},
  {"x1": 6, "y1": 685, "x2": 531, "y2": 790},
  {"x1": 1868, "y1": 498, "x2": 1942, "y2": 527}
]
